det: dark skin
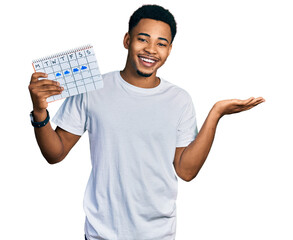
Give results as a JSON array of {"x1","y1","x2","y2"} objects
[
  {"x1": 29, "y1": 73, "x2": 80, "y2": 163},
  {"x1": 120, "y1": 19, "x2": 172, "y2": 88},
  {"x1": 29, "y1": 18, "x2": 265, "y2": 180}
]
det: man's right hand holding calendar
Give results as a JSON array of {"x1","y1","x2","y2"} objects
[
  {"x1": 28, "y1": 72, "x2": 81, "y2": 164},
  {"x1": 28, "y1": 72, "x2": 63, "y2": 121}
]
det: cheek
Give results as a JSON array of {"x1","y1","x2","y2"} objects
[
  {"x1": 159, "y1": 50, "x2": 170, "y2": 62},
  {"x1": 129, "y1": 40, "x2": 143, "y2": 52}
]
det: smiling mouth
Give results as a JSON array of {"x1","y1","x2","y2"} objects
[
  {"x1": 140, "y1": 57, "x2": 155, "y2": 63},
  {"x1": 138, "y1": 56, "x2": 158, "y2": 64}
]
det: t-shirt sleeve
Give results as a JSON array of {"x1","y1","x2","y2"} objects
[
  {"x1": 176, "y1": 98, "x2": 198, "y2": 147},
  {"x1": 52, "y1": 93, "x2": 88, "y2": 136}
]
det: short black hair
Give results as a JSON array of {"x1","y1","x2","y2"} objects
[{"x1": 128, "y1": 4, "x2": 177, "y2": 43}]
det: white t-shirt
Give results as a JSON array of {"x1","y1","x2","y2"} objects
[{"x1": 53, "y1": 71, "x2": 198, "y2": 240}]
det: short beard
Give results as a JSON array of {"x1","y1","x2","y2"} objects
[{"x1": 137, "y1": 70, "x2": 153, "y2": 78}]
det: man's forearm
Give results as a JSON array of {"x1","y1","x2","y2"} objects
[
  {"x1": 177, "y1": 97, "x2": 265, "y2": 181},
  {"x1": 33, "y1": 110, "x2": 64, "y2": 164},
  {"x1": 179, "y1": 105, "x2": 222, "y2": 181}
]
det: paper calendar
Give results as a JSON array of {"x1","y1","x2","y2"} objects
[{"x1": 32, "y1": 45, "x2": 103, "y2": 102}]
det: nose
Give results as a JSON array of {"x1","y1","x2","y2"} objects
[{"x1": 144, "y1": 42, "x2": 157, "y2": 54}]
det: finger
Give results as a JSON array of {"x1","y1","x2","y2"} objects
[
  {"x1": 249, "y1": 97, "x2": 265, "y2": 106},
  {"x1": 35, "y1": 88, "x2": 64, "y2": 99},
  {"x1": 37, "y1": 85, "x2": 63, "y2": 92},
  {"x1": 30, "y1": 72, "x2": 48, "y2": 83},
  {"x1": 242, "y1": 97, "x2": 265, "y2": 107},
  {"x1": 43, "y1": 89, "x2": 64, "y2": 98},
  {"x1": 243, "y1": 99, "x2": 265, "y2": 111},
  {"x1": 243, "y1": 97, "x2": 255, "y2": 105},
  {"x1": 255, "y1": 97, "x2": 266, "y2": 103},
  {"x1": 253, "y1": 99, "x2": 265, "y2": 107},
  {"x1": 34, "y1": 79, "x2": 60, "y2": 87},
  {"x1": 30, "y1": 84, "x2": 63, "y2": 99},
  {"x1": 248, "y1": 97, "x2": 265, "y2": 104},
  {"x1": 246, "y1": 102, "x2": 262, "y2": 110},
  {"x1": 232, "y1": 97, "x2": 254, "y2": 106}
]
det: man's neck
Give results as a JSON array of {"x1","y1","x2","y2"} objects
[{"x1": 120, "y1": 69, "x2": 160, "y2": 89}]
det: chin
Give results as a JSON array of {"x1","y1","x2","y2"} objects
[{"x1": 136, "y1": 70, "x2": 153, "y2": 78}]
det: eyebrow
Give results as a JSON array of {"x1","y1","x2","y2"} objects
[{"x1": 138, "y1": 33, "x2": 170, "y2": 44}]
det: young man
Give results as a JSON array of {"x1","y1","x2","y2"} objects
[{"x1": 29, "y1": 5, "x2": 264, "y2": 240}]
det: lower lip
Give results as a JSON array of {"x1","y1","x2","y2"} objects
[{"x1": 139, "y1": 57, "x2": 157, "y2": 68}]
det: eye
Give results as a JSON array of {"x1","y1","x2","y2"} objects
[
  {"x1": 158, "y1": 43, "x2": 167, "y2": 47},
  {"x1": 138, "y1": 37, "x2": 147, "y2": 43}
]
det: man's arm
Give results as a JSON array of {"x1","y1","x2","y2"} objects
[
  {"x1": 29, "y1": 72, "x2": 80, "y2": 164},
  {"x1": 173, "y1": 97, "x2": 265, "y2": 182}
]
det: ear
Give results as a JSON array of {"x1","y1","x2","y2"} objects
[
  {"x1": 167, "y1": 43, "x2": 173, "y2": 56},
  {"x1": 123, "y1": 32, "x2": 130, "y2": 49}
]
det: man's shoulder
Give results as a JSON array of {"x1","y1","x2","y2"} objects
[
  {"x1": 101, "y1": 70, "x2": 118, "y2": 81},
  {"x1": 161, "y1": 78, "x2": 192, "y2": 101}
]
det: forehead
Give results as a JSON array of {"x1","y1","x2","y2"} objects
[{"x1": 131, "y1": 18, "x2": 172, "y2": 42}]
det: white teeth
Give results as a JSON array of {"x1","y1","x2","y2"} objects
[{"x1": 140, "y1": 57, "x2": 155, "y2": 63}]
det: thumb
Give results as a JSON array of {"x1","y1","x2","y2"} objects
[{"x1": 30, "y1": 72, "x2": 48, "y2": 83}]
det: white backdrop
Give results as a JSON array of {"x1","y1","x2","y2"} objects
[{"x1": 1, "y1": 0, "x2": 292, "y2": 239}]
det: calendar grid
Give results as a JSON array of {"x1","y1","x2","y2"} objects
[{"x1": 32, "y1": 45, "x2": 103, "y2": 102}]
